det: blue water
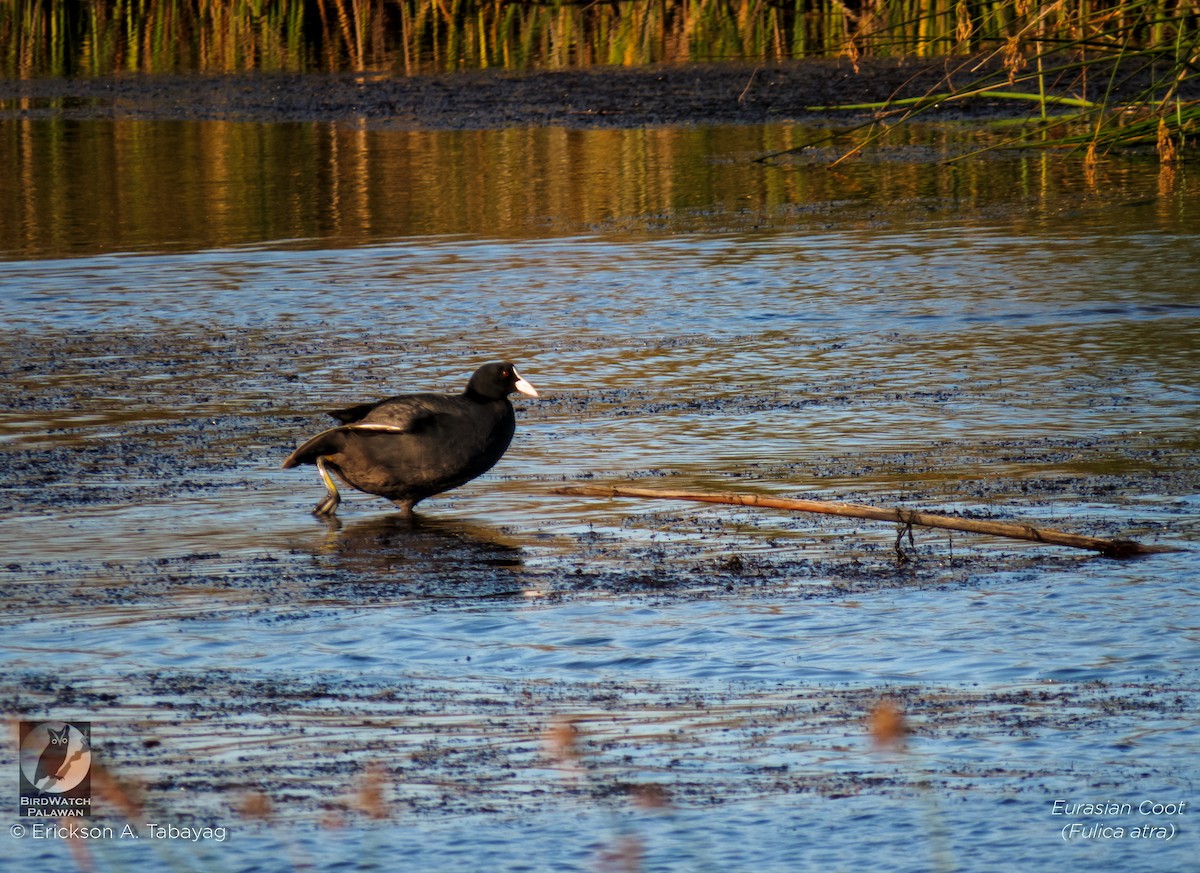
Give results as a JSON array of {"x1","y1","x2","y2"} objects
[{"x1": 1, "y1": 120, "x2": 1198, "y2": 872}]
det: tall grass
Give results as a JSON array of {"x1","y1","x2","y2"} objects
[
  {"x1": 823, "y1": 0, "x2": 1198, "y2": 160},
  {"x1": 2, "y1": 1, "x2": 1197, "y2": 78},
  {"x1": 2, "y1": 2, "x2": 1194, "y2": 158}
]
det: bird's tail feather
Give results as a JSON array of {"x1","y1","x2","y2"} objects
[{"x1": 281, "y1": 428, "x2": 349, "y2": 469}]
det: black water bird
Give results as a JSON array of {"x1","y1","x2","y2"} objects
[{"x1": 283, "y1": 362, "x2": 538, "y2": 516}]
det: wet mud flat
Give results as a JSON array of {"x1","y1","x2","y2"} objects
[
  {"x1": 5, "y1": 55, "x2": 1195, "y2": 129},
  {"x1": 8, "y1": 668, "x2": 1195, "y2": 823},
  {"x1": 2, "y1": 325, "x2": 1193, "y2": 579},
  {"x1": 1, "y1": 324, "x2": 1197, "y2": 868}
]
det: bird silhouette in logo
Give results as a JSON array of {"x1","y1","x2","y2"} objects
[{"x1": 33, "y1": 724, "x2": 71, "y2": 789}]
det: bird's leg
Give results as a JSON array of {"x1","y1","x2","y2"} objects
[{"x1": 313, "y1": 456, "x2": 341, "y2": 516}]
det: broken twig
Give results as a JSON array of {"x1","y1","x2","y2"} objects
[{"x1": 551, "y1": 484, "x2": 1179, "y2": 559}]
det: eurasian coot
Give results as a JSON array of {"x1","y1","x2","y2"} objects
[{"x1": 283, "y1": 362, "x2": 538, "y2": 516}]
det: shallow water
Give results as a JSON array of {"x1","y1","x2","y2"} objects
[{"x1": 1, "y1": 117, "x2": 1198, "y2": 871}]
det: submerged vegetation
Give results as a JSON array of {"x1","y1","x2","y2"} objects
[{"x1": 1, "y1": 1, "x2": 1195, "y2": 158}]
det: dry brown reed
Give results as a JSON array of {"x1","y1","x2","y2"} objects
[
  {"x1": 3, "y1": 1, "x2": 1196, "y2": 78},
  {"x1": 867, "y1": 698, "x2": 909, "y2": 751},
  {"x1": 353, "y1": 761, "x2": 391, "y2": 819}
]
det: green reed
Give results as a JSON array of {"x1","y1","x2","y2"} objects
[
  {"x1": 3, "y1": 1, "x2": 1194, "y2": 158},
  {"x1": 2, "y1": 1, "x2": 1195, "y2": 77},
  {"x1": 818, "y1": 0, "x2": 1198, "y2": 160}
]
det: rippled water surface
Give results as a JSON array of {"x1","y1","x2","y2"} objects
[{"x1": 1, "y1": 117, "x2": 1198, "y2": 872}]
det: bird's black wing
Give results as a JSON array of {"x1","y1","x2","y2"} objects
[
  {"x1": 329, "y1": 394, "x2": 442, "y2": 430},
  {"x1": 284, "y1": 396, "x2": 440, "y2": 469}
]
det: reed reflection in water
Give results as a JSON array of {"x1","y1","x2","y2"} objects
[{"x1": 3, "y1": 116, "x2": 1196, "y2": 260}]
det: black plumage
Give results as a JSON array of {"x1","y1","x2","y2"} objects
[{"x1": 283, "y1": 362, "x2": 537, "y2": 516}]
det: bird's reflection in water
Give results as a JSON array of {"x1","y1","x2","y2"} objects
[{"x1": 312, "y1": 512, "x2": 528, "y2": 599}]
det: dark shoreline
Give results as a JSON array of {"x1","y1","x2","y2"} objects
[{"x1": 0, "y1": 57, "x2": 1063, "y2": 128}]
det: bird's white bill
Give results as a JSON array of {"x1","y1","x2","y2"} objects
[{"x1": 513, "y1": 371, "x2": 538, "y2": 397}]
